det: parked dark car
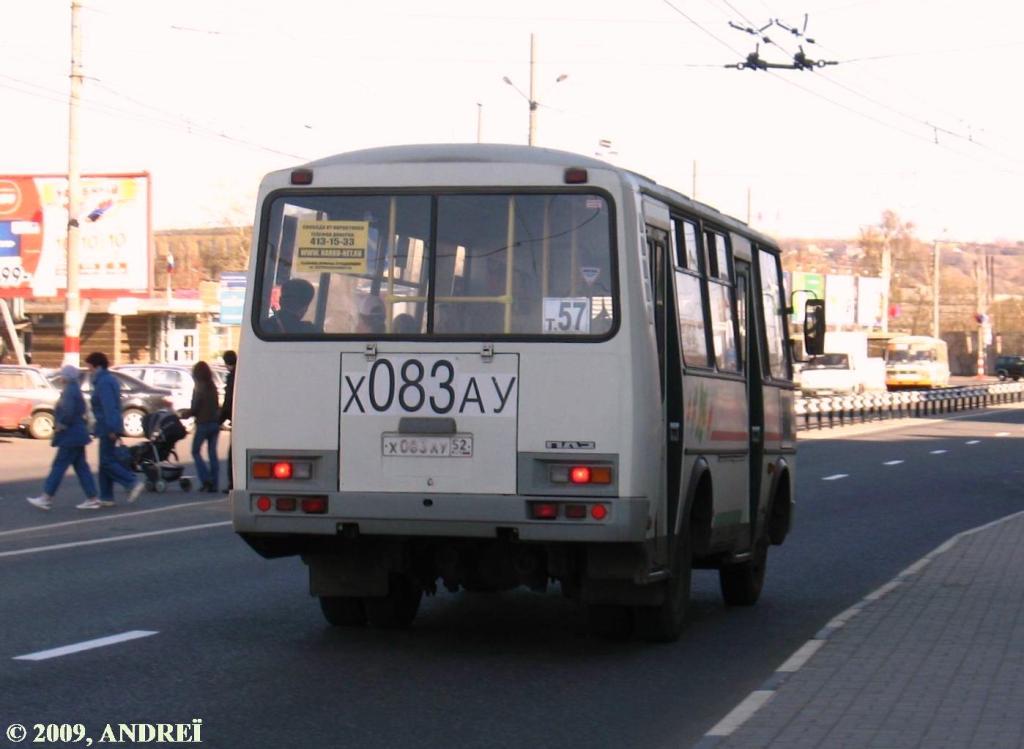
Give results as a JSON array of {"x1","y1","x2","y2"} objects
[
  {"x1": 995, "y1": 355, "x2": 1024, "y2": 381},
  {"x1": 0, "y1": 364, "x2": 61, "y2": 439},
  {"x1": 48, "y1": 369, "x2": 175, "y2": 438}
]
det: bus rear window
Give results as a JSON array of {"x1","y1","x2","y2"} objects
[{"x1": 255, "y1": 192, "x2": 615, "y2": 339}]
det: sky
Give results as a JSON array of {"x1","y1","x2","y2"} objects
[{"x1": 3, "y1": 0, "x2": 1024, "y2": 243}]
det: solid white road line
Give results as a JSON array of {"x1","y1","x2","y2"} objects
[
  {"x1": 0, "y1": 497, "x2": 227, "y2": 539},
  {"x1": 706, "y1": 690, "x2": 775, "y2": 736},
  {"x1": 883, "y1": 460, "x2": 904, "y2": 466},
  {"x1": 822, "y1": 474, "x2": 849, "y2": 481},
  {"x1": 14, "y1": 630, "x2": 158, "y2": 661},
  {"x1": 0, "y1": 521, "x2": 230, "y2": 559}
]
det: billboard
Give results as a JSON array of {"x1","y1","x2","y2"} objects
[
  {"x1": 218, "y1": 271, "x2": 247, "y2": 325},
  {"x1": 825, "y1": 274, "x2": 858, "y2": 327},
  {"x1": 0, "y1": 173, "x2": 150, "y2": 297},
  {"x1": 857, "y1": 276, "x2": 885, "y2": 328}
]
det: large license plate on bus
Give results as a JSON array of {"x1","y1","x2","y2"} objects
[{"x1": 381, "y1": 433, "x2": 474, "y2": 458}]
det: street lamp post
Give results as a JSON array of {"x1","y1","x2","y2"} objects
[{"x1": 503, "y1": 33, "x2": 567, "y2": 146}]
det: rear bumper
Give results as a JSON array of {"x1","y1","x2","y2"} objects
[{"x1": 230, "y1": 490, "x2": 650, "y2": 543}]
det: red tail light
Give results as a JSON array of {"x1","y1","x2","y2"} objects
[
  {"x1": 272, "y1": 462, "x2": 293, "y2": 479},
  {"x1": 591, "y1": 504, "x2": 608, "y2": 520},
  {"x1": 275, "y1": 497, "x2": 297, "y2": 512},
  {"x1": 570, "y1": 466, "x2": 591, "y2": 484},
  {"x1": 255, "y1": 496, "x2": 272, "y2": 512},
  {"x1": 530, "y1": 502, "x2": 559, "y2": 520},
  {"x1": 301, "y1": 496, "x2": 327, "y2": 514}
]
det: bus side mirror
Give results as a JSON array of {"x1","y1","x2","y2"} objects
[{"x1": 803, "y1": 299, "x2": 826, "y2": 357}]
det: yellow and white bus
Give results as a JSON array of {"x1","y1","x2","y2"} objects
[
  {"x1": 231, "y1": 145, "x2": 819, "y2": 640},
  {"x1": 884, "y1": 335, "x2": 950, "y2": 389}
]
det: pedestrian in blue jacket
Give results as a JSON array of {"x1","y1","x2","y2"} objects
[
  {"x1": 26, "y1": 364, "x2": 100, "y2": 511},
  {"x1": 81, "y1": 351, "x2": 144, "y2": 509}
]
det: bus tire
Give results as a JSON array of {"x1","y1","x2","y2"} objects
[
  {"x1": 585, "y1": 604, "x2": 633, "y2": 640},
  {"x1": 364, "y1": 573, "x2": 422, "y2": 629},
  {"x1": 719, "y1": 535, "x2": 768, "y2": 606},
  {"x1": 634, "y1": 530, "x2": 692, "y2": 642},
  {"x1": 319, "y1": 595, "x2": 367, "y2": 627}
]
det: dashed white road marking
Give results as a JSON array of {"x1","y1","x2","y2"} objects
[
  {"x1": 822, "y1": 474, "x2": 849, "y2": 481},
  {"x1": 966, "y1": 440, "x2": 981, "y2": 445},
  {"x1": 930, "y1": 449, "x2": 948, "y2": 454},
  {"x1": 995, "y1": 432, "x2": 1011, "y2": 437},
  {"x1": 883, "y1": 460, "x2": 904, "y2": 466},
  {"x1": 14, "y1": 630, "x2": 158, "y2": 661}
]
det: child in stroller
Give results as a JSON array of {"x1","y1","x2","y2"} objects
[{"x1": 129, "y1": 410, "x2": 193, "y2": 492}]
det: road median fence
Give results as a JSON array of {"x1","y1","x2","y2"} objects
[{"x1": 796, "y1": 383, "x2": 1024, "y2": 431}]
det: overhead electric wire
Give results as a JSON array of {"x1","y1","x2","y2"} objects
[
  {"x1": 661, "y1": 0, "x2": 1024, "y2": 176},
  {"x1": 0, "y1": 73, "x2": 308, "y2": 161}
]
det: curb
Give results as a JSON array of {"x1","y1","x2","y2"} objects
[{"x1": 692, "y1": 507, "x2": 1024, "y2": 748}]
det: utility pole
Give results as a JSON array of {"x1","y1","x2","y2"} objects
[
  {"x1": 932, "y1": 239, "x2": 940, "y2": 339},
  {"x1": 880, "y1": 237, "x2": 891, "y2": 334},
  {"x1": 746, "y1": 186, "x2": 752, "y2": 225},
  {"x1": 528, "y1": 33, "x2": 537, "y2": 146},
  {"x1": 64, "y1": 0, "x2": 83, "y2": 367},
  {"x1": 502, "y1": 35, "x2": 566, "y2": 147},
  {"x1": 692, "y1": 160, "x2": 698, "y2": 200},
  {"x1": 476, "y1": 103, "x2": 483, "y2": 143}
]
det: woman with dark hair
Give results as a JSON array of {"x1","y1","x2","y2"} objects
[{"x1": 186, "y1": 360, "x2": 220, "y2": 492}]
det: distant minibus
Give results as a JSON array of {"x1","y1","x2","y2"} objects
[
  {"x1": 884, "y1": 335, "x2": 950, "y2": 389},
  {"x1": 232, "y1": 144, "x2": 819, "y2": 641}
]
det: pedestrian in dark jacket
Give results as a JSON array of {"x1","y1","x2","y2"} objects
[
  {"x1": 83, "y1": 351, "x2": 144, "y2": 509},
  {"x1": 26, "y1": 365, "x2": 100, "y2": 511},
  {"x1": 186, "y1": 360, "x2": 220, "y2": 492},
  {"x1": 219, "y1": 350, "x2": 236, "y2": 492}
]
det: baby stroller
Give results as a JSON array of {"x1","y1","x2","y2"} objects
[{"x1": 129, "y1": 410, "x2": 193, "y2": 492}]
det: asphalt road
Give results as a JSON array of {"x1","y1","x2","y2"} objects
[{"x1": 1, "y1": 407, "x2": 1023, "y2": 749}]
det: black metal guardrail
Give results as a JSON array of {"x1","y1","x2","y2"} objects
[{"x1": 796, "y1": 383, "x2": 1024, "y2": 431}]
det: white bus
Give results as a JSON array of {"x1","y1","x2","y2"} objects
[
  {"x1": 884, "y1": 335, "x2": 950, "y2": 389},
  {"x1": 232, "y1": 145, "x2": 819, "y2": 641}
]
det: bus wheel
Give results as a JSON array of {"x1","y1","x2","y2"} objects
[
  {"x1": 634, "y1": 532, "x2": 692, "y2": 642},
  {"x1": 585, "y1": 605, "x2": 633, "y2": 640},
  {"x1": 364, "y1": 573, "x2": 422, "y2": 629},
  {"x1": 319, "y1": 596, "x2": 366, "y2": 627},
  {"x1": 719, "y1": 535, "x2": 768, "y2": 606}
]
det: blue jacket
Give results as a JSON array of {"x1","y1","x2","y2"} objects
[
  {"x1": 90, "y1": 368, "x2": 123, "y2": 436},
  {"x1": 52, "y1": 378, "x2": 92, "y2": 448}
]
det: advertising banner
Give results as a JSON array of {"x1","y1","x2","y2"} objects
[
  {"x1": 790, "y1": 271, "x2": 824, "y2": 322},
  {"x1": 0, "y1": 174, "x2": 150, "y2": 297},
  {"x1": 826, "y1": 274, "x2": 858, "y2": 327},
  {"x1": 218, "y1": 271, "x2": 247, "y2": 325},
  {"x1": 857, "y1": 276, "x2": 885, "y2": 328}
]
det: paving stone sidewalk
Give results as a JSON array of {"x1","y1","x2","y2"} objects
[{"x1": 698, "y1": 511, "x2": 1024, "y2": 749}]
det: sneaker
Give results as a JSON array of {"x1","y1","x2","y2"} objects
[
  {"x1": 26, "y1": 495, "x2": 52, "y2": 511},
  {"x1": 127, "y1": 481, "x2": 145, "y2": 504},
  {"x1": 76, "y1": 498, "x2": 106, "y2": 510}
]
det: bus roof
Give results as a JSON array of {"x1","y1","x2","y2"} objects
[{"x1": 295, "y1": 144, "x2": 777, "y2": 249}]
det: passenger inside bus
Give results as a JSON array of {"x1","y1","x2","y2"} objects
[
  {"x1": 355, "y1": 294, "x2": 386, "y2": 334},
  {"x1": 270, "y1": 278, "x2": 316, "y2": 334}
]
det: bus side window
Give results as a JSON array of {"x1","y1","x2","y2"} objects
[
  {"x1": 757, "y1": 249, "x2": 788, "y2": 379},
  {"x1": 671, "y1": 217, "x2": 711, "y2": 367},
  {"x1": 705, "y1": 230, "x2": 739, "y2": 372}
]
